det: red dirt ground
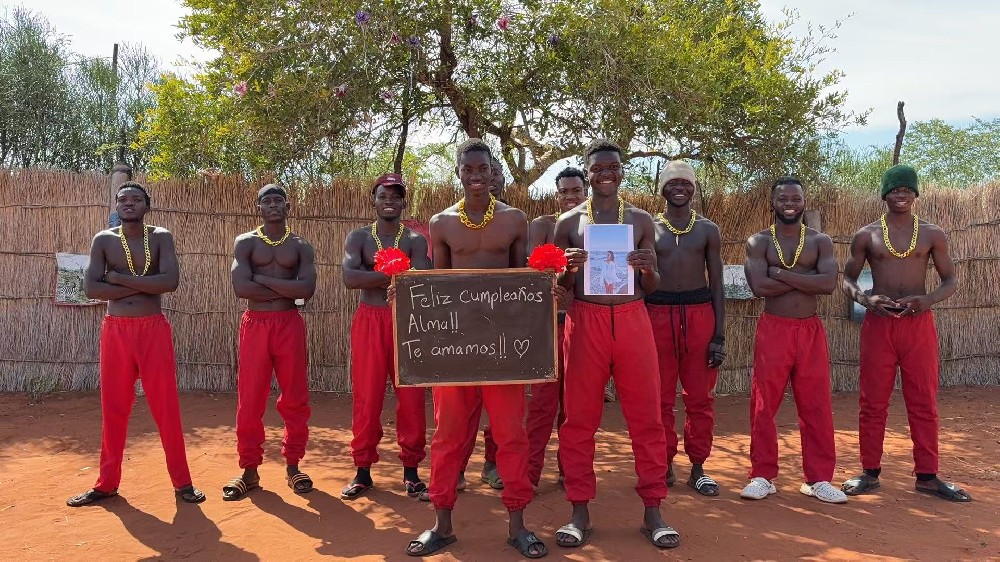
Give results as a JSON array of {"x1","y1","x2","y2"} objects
[{"x1": 1, "y1": 387, "x2": 998, "y2": 561}]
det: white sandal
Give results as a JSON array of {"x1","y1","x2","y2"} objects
[
  {"x1": 800, "y1": 481, "x2": 848, "y2": 504},
  {"x1": 740, "y1": 477, "x2": 777, "y2": 500}
]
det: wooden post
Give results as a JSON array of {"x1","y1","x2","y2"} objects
[
  {"x1": 892, "y1": 101, "x2": 907, "y2": 165},
  {"x1": 108, "y1": 163, "x2": 132, "y2": 227},
  {"x1": 804, "y1": 209, "x2": 822, "y2": 233}
]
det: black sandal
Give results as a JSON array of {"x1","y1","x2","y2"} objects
[
  {"x1": 687, "y1": 475, "x2": 720, "y2": 497},
  {"x1": 507, "y1": 530, "x2": 547, "y2": 558},
  {"x1": 66, "y1": 488, "x2": 118, "y2": 507},
  {"x1": 404, "y1": 480, "x2": 427, "y2": 497},
  {"x1": 222, "y1": 476, "x2": 260, "y2": 501},
  {"x1": 175, "y1": 485, "x2": 206, "y2": 503},
  {"x1": 287, "y1": 472, "x2": 314, "y2": 494},
  {"x1": 841, "y1": 474, "x2": 880, "y2": 496},
  {"x1": 915, "y1": 479, "x2": 972, "y2": 502},
  {"x1": 340, "y1": 480, "x2": 371, "y2": 500},
  {"x1": 406, "y1": 530, "x2": 456, "y2": 556}
]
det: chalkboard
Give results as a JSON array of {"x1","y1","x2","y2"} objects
[{"x1": 392, "y1": 268, "x2": 558, "y2": 387}]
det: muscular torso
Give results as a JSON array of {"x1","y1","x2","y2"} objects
[
  {"x1": 654, "y1": 216, "x2": 711, "y2": 292},
  {"x1": 435, "y1": 205, "x2": 524, "y2": 269},
  {"x1": 358, "y1": 228, "x2": 424, "y2": 306},
  {"x1": 247, "y1": 234, "x2": 302, "y2": 311},
  {"x1": 564, "y1": 206, "x2": 649, "y2": 305},
  {"x1": 862, "y1": 220, "x2": 934, "y2": 300},
  {"x1": 102, "y1": 227, "x2": 163, "y2": 317},
  {"x1": 758, "y1": 229, "x2": 823, "y2": 318}
]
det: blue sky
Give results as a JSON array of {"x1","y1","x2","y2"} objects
[{"x1": 9, "y1": 0, "x2": 998, "y2": 182}]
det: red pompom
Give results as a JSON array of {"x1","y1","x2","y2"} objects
[
  {"x1": 528, "y1": 243, "x2": 568, "y2": 273},
  {"x1": 374, "y1": 247, "x2": 411, "y2": 276}
]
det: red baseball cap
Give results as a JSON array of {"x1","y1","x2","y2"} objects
[{"x1": 371, "y1": 173, "x2": 407, "y2": 196}]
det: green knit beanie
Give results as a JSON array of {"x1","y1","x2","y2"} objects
[{"x1": 881, "y1": 164, "x2": 919, "y2": 199}]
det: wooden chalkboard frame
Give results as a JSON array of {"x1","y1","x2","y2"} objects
[{"x1": 391, "y1": 268, "x2": 559, "y2": 387}]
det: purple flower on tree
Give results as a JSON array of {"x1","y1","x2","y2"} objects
[
  {"x1": 355, "y1": 10, "x2": 371, "y2": 27},
  {"x1": 233, "y1": 81, "x2": 248, "y2": 98},
  {"x1": 497, "y1": 14, "x2": 511, "y2": 31},
  {"x1": 548, "y1": 33, "x2": 560, "y2": 46},
  {"x1": 390, "y1": 31, "x2": 402, "y2": 44},
  {"x1": 407, "y1": 35, "x2": 421, "y2": 47},
  {"x1": 381, "y1": 91, "x2": 396, "y2": 101}
]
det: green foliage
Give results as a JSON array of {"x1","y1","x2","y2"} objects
[
  {"x1": 152, "y1": 0, "x2": 860, "y2": 187},
  {"x1": 0, "y1": 8, "x2": 159, "y2": 170},
  {"x1": 902, "y1": 118, "x2": 1000, "y2": 187}
]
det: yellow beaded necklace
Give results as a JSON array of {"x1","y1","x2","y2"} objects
[
  {"x1": 119, "y1": 225, "x2": 151, "y2": 276},
  {"x1": 586, "y1": 197, "x2": 625, "y2": 224},
  {"x1": 770, "y1": 222, "x2": 806, "y2": 269},
  {"x1": 657, "y1": 210, "x2": 697, "y2": 245},
  {"x1": 371, "y1": 221, "x2": 405, "y2": 251},
  {"x1": 256, "y1": 224, "x2": 291, "y2": 246},
  {"x1": 458, "y1": 195, "x2": 497, "y2": 229},
  {"x1": 880, "y1": 213, "x2": 919, "y2": 258}
]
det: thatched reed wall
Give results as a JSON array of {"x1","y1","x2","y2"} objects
[{"x1": 1, "y1": 169, "x2": 998, "y2": 393}]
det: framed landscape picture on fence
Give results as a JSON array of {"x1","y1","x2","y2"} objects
[{"x1": 54, "y1": 253, "x2": 101, "y2": 306}]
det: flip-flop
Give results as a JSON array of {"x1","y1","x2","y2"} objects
[
  {"x1": 555, "y1": 524, "x2": 593, "y2": 548},
  {"x1": 404, "y1": 480, "x2": 427, "y2": 497},
  {"x1": 915, "y1": 480, "x2": 972, "y2": 502},
  {"x1": 641, "y1": 526, "x2": 680, "y2": 549},
  {"x1": 481, "y1": 465, "x2": 504, "y2": 490},
  {"x1": 222, "y1": 477, "x2": 260, "y2": 501},
  {"x1": 340, "y1": 480, "x2": 371, "y2": 500},
  {"x1": 687, "y1": 475, "x2": 720, "y2": 497},
  {"x1": 175, "y1": 485, "x2": 206, "y2": 503},
  {"x1": 841, "y1": 474, "x2": 880, "y2": 496},
  {"x1": 406, "y1": 530, "x2": 457, "y2": 556},
  {"x1": 287, "y1": 472, "x2": 314, "y2": 494},
  {"x1": 66, "y1": 488, "x2": 118, "y2": 507},
  {"x1": 507, "y1": 530, "x2": 547, "y2": 559}
]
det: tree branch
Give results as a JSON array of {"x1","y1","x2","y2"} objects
[{"x1": 893, "y1": 100, "x2": 906, "y2": 165}]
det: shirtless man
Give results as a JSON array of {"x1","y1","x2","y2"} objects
[
  {"x1": 524, "y1": 166, "x2": 587, "y2": 488},
  {"x1": 840, "y1": 164, "x2": 970, "y2": 502},
  {"x1": 646, "y1": 161, "x2": 726, "y2": 497},
  {"x1": 341, "y1": 174, "x2": 431, "y2": 500},
  {"x1": 741, "y1": 177, "x2": 847, "y2": 504},
  {"x1": 406, "y1": 139, "x2": 546, "y2": 558},
  {"x1": 554, "y1": 139, "x2": 678, "y2": 549},
  {"x1": 223, "y1": 184, "x2": 317, "y2": 501},
  {"x1": 68, "y1": 182, "x2": 205, "y2": 507}
]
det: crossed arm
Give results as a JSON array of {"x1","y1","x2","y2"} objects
[
  {"x1": 768, "y1": 235, "x2": 838, "y2": 295},
  {"x1": 252, "y1": 242, "x2": 318, "y2": 300}
]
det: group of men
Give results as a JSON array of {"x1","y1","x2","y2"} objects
[{"x1": 65, "y1": 138, "x2": 970, "y2": 559}]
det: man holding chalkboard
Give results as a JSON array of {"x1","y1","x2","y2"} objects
[
  {"x1": 646, "y1": 161, "x2": 726, "y2": 497},
  {"x1": 524, "y1": 166, "x2": 588, "y2": 489},
  {"x1": 405, "y1": 139, "x2": 547, "y2": 559},
  {"x1": 553, "y1": 140, "x2": 679, "y2": 550},
  {"x1": 341, "y1": 174, "x2": 432, "y2": 500}
]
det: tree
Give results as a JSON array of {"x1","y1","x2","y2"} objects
[
  {"x1": 160, "y1": 0, "x2": 860, "y2": 186},
  {"x1": 902, "y1": 118, "x2": 1000, "y2": 187},
  {"x1": 0, "y1": 8, "x2": 160, "y2": 171}
]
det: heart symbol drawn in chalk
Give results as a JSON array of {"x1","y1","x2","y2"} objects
[{"x1": 513, "y1": 339, "x2": 530, "y2": 358}]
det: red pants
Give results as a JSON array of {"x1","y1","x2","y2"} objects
[
  {"x1": 859, "y1": 312, "x2": 939, "y2": 474},
  {"x1": 458, "y1": 420, "x2": 497, "y2": 472},
  {"x1": 525, "y1": 324, "x2": 565, "y2": 485},
  {"x1": 749, "y1": 313, "x2": 836, "y2": 482},
  {"x1": 429, "y1": 385, "x2": 533, "y2": 512},
  {"x1": 236, "y1": 310, "x2": 311, "y2": 469},
  {"x1": 94, "y1": 314, "x2": 192, "y2": 492},
  {"x1": 559, "y1": 300, "x2": 667, "y2": 507},
  {"x1": 349, "y1": 304, "x2": 427, "y2": 467},
  {"x1": 647, "y1": 303, "x2": 717, "y2": 465}
]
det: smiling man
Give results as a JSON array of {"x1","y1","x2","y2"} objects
[
  {"x1": 645, "y1": 161, "x2": 726, "y2": 497},
  {"x1": 553, "y1": 140, "x2": 678, "y2": 550},
  {"x1": 742, "y1": 177, "x2": 846, "y2": 505},
  {"x1": 223, "y1": 184, "x2": 317, "y2": 501},
  {"x1": 840, "y1": 165, "x2": 969, "y2": 502},
  {"x1": 406, "y1": 139, "x2": 546, "y2": 559},
  {"x1": 341, "y1": 174, "x2": 432, "y2": 501},
  {"x1": 67, "y1": 181, "x2": 205, "y2": 507}
]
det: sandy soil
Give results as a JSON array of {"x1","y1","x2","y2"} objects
[{"x1": 1, "y1": 387, "x2": 998, "y2": 561}]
